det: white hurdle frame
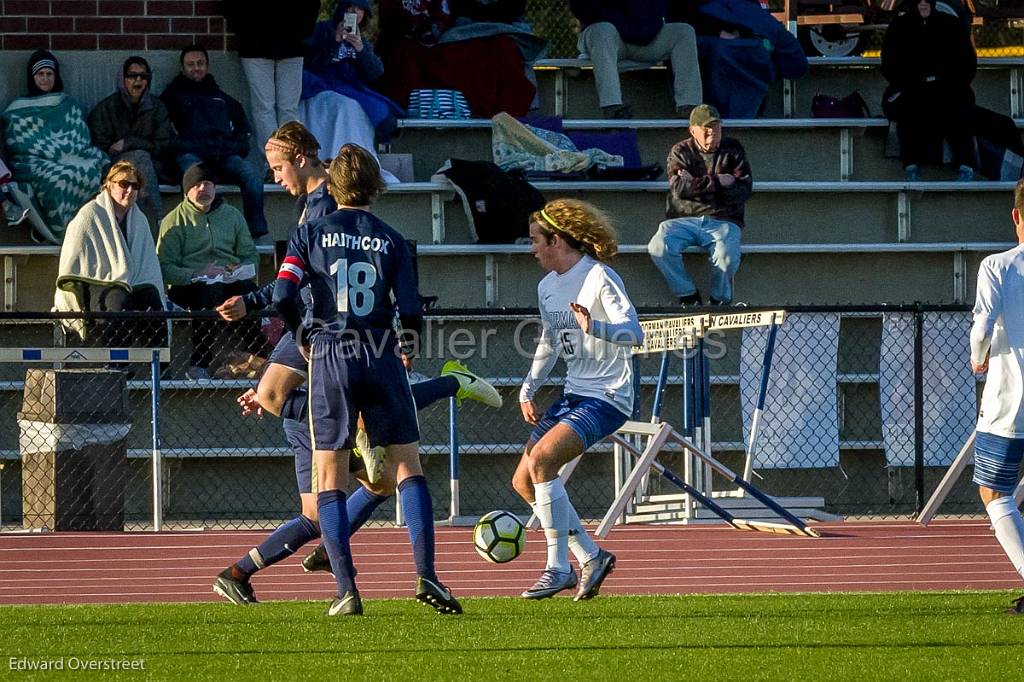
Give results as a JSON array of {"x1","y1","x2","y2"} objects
[{"x1": 0, "y1": 347, "x2": 170, "y2": 531}]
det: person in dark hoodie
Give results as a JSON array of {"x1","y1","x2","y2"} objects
[
  {"x1": 222, "y1": 0, "x2": 320, "y2": 169},
  {"x1": 569, "y1": 0, "x2": 702, "y2": 119},
  {"x1": 87, "y1": 56, "x2": 173, "y2": 234},
  {"x1": 881, "y1": 0, "x2": 977, "y2": 181},
  {"x1": 160, "y1": 43, "x2": 268, "y2": 238}
]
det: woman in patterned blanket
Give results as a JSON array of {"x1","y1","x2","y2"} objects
[{"x1": 0, "y1": 50, "x2": 108, "y2": 243}]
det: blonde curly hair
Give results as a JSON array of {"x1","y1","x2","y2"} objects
[{"x1": 531, "y1": 198, "x2": 618, "y2": 263}]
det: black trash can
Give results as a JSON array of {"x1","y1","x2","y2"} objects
[{"x1": 18, "y1": 369, "x2": 130, "y2": 531}]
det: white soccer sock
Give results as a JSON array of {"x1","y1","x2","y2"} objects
[
  {"x1": 565, "y1": 503, "x2": 600, "y2": 565},
  {"x1": 533, "y1": 479, "x2": 571, "y2": 573},
  {"x1": 531, "y1": 499, "x2": 599, "y2": 565},
  {"x1": 986, "y1": 496, "x2": 1024, "y2": 579}
]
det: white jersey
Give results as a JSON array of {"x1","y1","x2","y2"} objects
[
  {"x1": 971, "y1": 243, "x2": 1024, "y2": 438},
  {"x1": 519, "y1": 255, "x2": 643, "y2": 417}
]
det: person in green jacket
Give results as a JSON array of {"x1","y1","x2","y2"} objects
[{"x1": 157, "y1": 163, "x2": 261, "y2": 379}]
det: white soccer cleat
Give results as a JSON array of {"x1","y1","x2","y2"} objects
[{"x1": 442, "y1": 360, "x2": 503, "y2": 408}]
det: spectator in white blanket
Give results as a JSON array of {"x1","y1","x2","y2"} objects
[{"x1": 53, "y1": 160, "x2": 166, "y2": 348}]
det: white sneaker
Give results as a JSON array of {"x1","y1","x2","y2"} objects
[
  {"x1": 521, "y1": 568, "x2": 578, "y2": 599},
  {"x1": 441, "y1": 360, "x2": 502, "y2": 408}
]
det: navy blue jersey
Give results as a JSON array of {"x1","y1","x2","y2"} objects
[
  {"x1": 273, "y1": 208, "x2": 420, "y2": 343},
  {"x1": 244, "y1": 181, "x2": 336, "y2": 311}
]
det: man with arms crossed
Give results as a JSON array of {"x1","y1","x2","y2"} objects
[{"x1": 970, "y1": 179, "x2": 1024, "y2": 615}]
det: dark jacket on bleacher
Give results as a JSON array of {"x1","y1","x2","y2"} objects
[
  {"x1": 570, "y1": 0, "x2": 667, "y2": 46},
  {"x1": 160, "y1": 74, "x2": 251, "y2": 161},
  {"x1": 87, "y1": 90, "x2": 173, "y2": 161},
  {"x1": 665, "y1": 136, "x2": 752, "y2": 228}
]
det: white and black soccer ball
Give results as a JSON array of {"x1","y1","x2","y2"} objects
[{"x1": 473, "y1": 510, "x2": 526, "y2": 564}]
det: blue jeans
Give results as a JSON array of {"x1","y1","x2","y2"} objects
[
  {"x1": 176, "y1": 153, "x2": 268, "y2": 237},
  {"x1": 647, "y1": 216, "x2": 741, "y2": 303}
]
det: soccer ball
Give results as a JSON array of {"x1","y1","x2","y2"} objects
[{"x1": 473, "y1": 510, "x2": 526, "y2": 564}]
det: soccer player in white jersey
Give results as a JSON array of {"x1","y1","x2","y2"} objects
[
  {"x1": 512, "y1": 198, "x2": 644, "y2": 600},
  {"x1": 970, "y1": 179, "x2": 1024, "y2": 615}
]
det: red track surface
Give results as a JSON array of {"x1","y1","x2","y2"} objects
[{"x1": 0, "y1": 520, "x2": 1020, "y2": 605}]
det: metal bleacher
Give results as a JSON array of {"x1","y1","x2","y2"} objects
[{"x1": 0, "y1": 50, "x2": 1017, "y2": 522}]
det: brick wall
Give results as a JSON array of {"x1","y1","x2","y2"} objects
[{"x1": 0, "y1": 0, "x2": 234, "y2": 52}]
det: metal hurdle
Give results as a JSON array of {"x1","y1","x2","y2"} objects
[
  {"x1": 525, "y1": 309, "x2": 814, "y2": 536},
  {"x1": 703, "y1": 310, "x2": 787, "y2": 489},
  {"x1": 603, "y1": 423, "x2": 819, "y2": 537},
  {"x1": 593, "y1": 311, "x2": 816, "y2": 538},
  {"x1": 917, "y1": 430, "x2": 1024, "y2": 526},
  {"x1": 0, "y1": 347, "x2": 170, "y2": 531}
]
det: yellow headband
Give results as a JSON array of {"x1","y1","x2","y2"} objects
[{"x1": 540, "y1": 209, "x2": 564, "y2": 233}]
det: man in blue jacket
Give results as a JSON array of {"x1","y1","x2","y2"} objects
[
  {"x1": 570, "y1": 0, "x2": 702, "y2": 119},
  {"x1": 161, "y1": 43, "x2": 268, "y2": 238}
]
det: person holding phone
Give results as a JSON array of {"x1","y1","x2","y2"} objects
[{"x1": 301, "y1": 0, "x2": 404, "y2": 150}]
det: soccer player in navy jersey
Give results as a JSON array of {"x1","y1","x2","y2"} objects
[
  {"x1": 274, "y1": 143, "x2": 462, "y2": 616},
  {"x1": 212, "y1": 124, "x2": 496, "y2": 608}
]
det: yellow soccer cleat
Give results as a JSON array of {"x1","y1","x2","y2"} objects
[{"x1": 441, "y1": 360, "x2": 503, "y2": 408}]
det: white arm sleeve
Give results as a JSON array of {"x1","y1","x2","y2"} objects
[
  {"x1": 520, "y1": 299, "x2": 561, "y2": 403},
  {"x1": 588, "y1": 270, "x2": 644, "y2": 347},
  {"x1": 971, "y1": 259, "x2": 1000, "y2": 366}
]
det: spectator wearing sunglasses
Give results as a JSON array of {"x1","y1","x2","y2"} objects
[
  {"x1": 54, "y1": 160, "x2": 167, "y2": 348},
  {"x1": 88, "y1": 56, "x2": 174, "y2": 235}
]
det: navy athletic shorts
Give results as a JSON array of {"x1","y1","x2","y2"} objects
[
  {"x1": 529, "y1": 393, "x2": 628, "y2": 452},
  {"x1": 307, "y1": 334, "x2": 419, "y2": 452},
  {"x1": 284, "y1": 418, "x2": 366, "y2": 494},
  {"x1": 268, "y1": 331, "x2": 307, "y2": 375}
]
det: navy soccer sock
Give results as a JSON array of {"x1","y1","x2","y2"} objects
[
  {"x1": 234, "y1": 515, "x2": 320, "y2": 578},
  {"x1": 348, "y1": 486, "x2": 390, "y2": 534},
  {"x1": 317, "y1": 489, "x2": 357, "y2": 595},
  {"x1": 279, "y1": 388, "x2": 308, "y2": 422},
  {"x1": 398, "y1": 475, "x2": 437, "y2": 582},
  {"x1": 411, "y1": 376, "x2": 459, "y2": 410}
]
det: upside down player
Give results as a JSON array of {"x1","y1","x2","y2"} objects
[
  {"x1": 212, "y1": 124, "x2": 498, "y2": 607},
  {"x1": 513, "y1": 198, "x2": 643, "y2": 600},
  {"x1": 969, "y1": 179, "x2": 1024, "y2": 615},
  {"x1": 274, "y1": 143, "x2": 462, "y2": 616}
]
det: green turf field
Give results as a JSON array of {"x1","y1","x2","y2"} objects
[{"x1": 3, "y1": 592, "x2": 1021, "y2": 680}]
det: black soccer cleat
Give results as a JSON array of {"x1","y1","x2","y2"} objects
[
  {"x1": 1005, "y1": 595, "x2": 1024, "y2": 615},
  {"x1": 213, "y1": 568, "x2": 259, "y2": 605},
  {"x1": 301, "y1": 544, "x2": 333, "y2": 574},
  {"x1": 326, "y1": 590, "x2": 363, "y2": 616},
  {"x1": 415, "y1": 576, "x2": 463, "y2": 614}
]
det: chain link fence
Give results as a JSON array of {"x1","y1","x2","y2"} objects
[{"x1": 0, "y1": 305, "x2": 1002, "y2": 533}]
